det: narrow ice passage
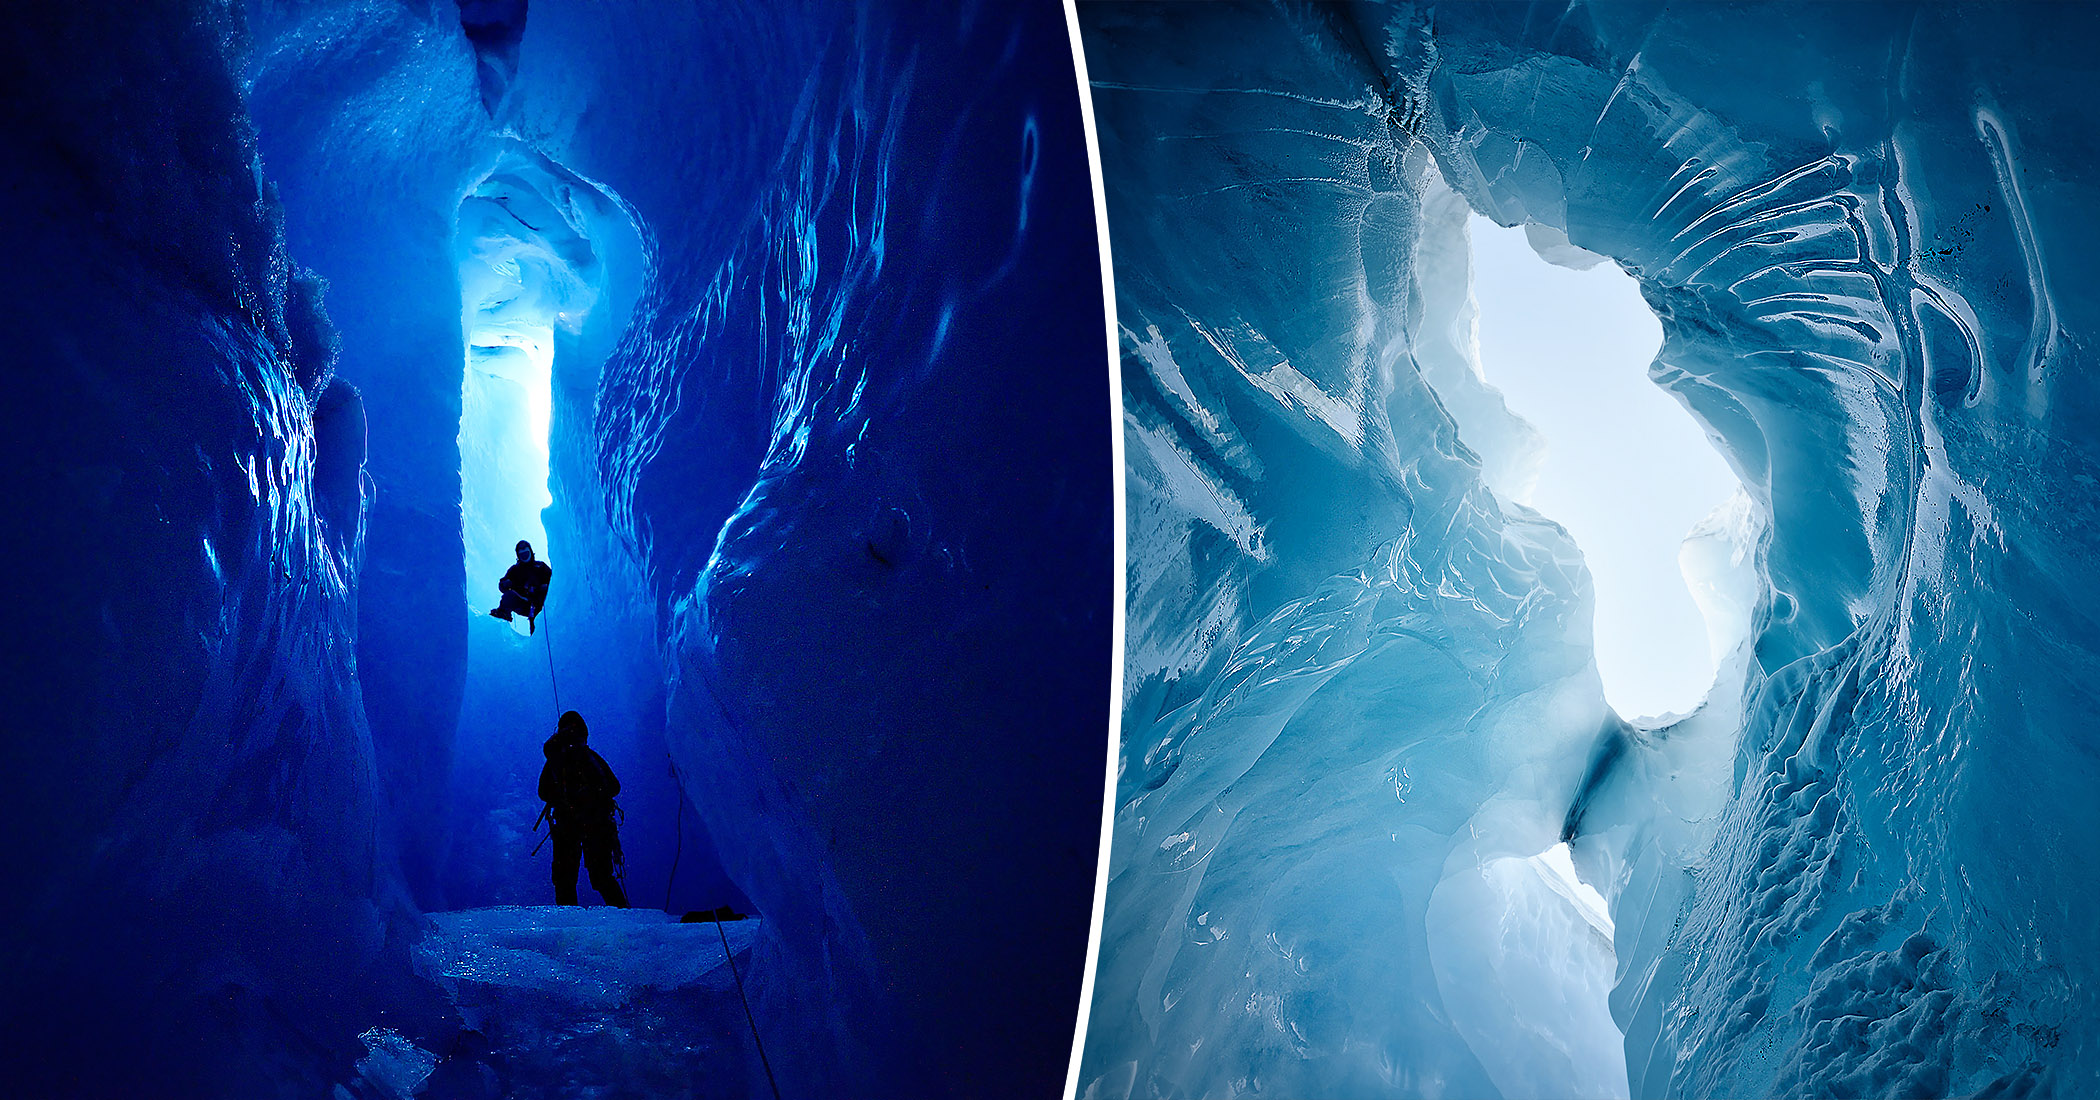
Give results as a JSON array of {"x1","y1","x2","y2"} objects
[
  {"x1": 5, "y1": 1, "x2": 1110, "y2": 1096},
  {"x1": 1379, "y1": 195, "x2": 1762, "y2": 1095},
  {"x1": 456, "y1": 156, "x2": 573, "y2": 605},
  {"x1": 445, "y1": 146, "x2": 717, "y2": 918},
  {"x1": 453, "y1": 152, "x2": 594, "y2": 737},
  {"x1": 1429, "y1": 221, "x2": 1757, "y2": 1098}
]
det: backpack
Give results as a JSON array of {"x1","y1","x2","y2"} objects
[{"x1": 554, "y1": 746, "x2": 615, "y2": 817}]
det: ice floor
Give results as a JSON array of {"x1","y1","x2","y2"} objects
[{"x1": 345, "y1": 908, "x2": 767, "y2": 1100}]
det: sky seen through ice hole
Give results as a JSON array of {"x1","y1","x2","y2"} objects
[{"x1": 1467, "y1": 215, "x2": 1742, "y2": 721}]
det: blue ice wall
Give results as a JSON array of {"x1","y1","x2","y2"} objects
[
  {"x1": 2, "y1": 0, "x2": 1107, "y2": 1096},
  {"x1": 0, "y1": 4, "x2": 425, "y2": 1095},
  {"x1": 1080, "y1": 9, "x2": 1612, "y2": 1095},
  {"x1": 1083, "y1": 2, "x2": 2099, "y2": 1098},
  {"x1": 242, "y1": 0, "x2": 493, "y2": 905},
  {"x1": 249, "y1": 1, "x2": 1109, "y2": 1089},
  {"x1": 1398, "y1": 6, "x2": 2100, "y2": 1095},
  {"x1": 504, "y1": 3, "x2": 1111, "y2": 1093}
]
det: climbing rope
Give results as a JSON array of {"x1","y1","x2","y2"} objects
[
  {"x1": 663, "y1": 754, "x2": 687, "y2": 911},
  {"x1": 542, "y1": 611, "x2": 563, "y2": 719},
  {"x1": 528, "y1": 589, "x2": 761, "y2": 1092},
  {"x1": 531, "y1": 611, "x2": 563, "y2": 857},
  {"x1": 714, "y1": 913, "x2": 782, "y2": 1100}
]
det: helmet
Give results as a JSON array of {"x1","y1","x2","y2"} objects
[{"x1": 558, "y1": 710, "x2": 588, "y2": 739}]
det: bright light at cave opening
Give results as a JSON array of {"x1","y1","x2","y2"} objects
[
  {"x1": 458, "y1": 325, "x2": 554, "y2": 606},
  {"x1": 454, "y1": 153, "x2": 606, "y2": 616},
  {"x1": 1534, "y1": 841, "x2": 1611, "y2": 934},
  {"x1": 1467, "y1": 216, "x2": 1745, "y2": 721}
]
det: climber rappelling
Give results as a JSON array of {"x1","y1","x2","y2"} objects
[{"x1": 489, "y1": 539, "x2": 552, "y2": 634}]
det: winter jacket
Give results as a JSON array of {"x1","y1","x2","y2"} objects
[{"x1": 538, "y1": 728, "x2": 620, "y2": 824}]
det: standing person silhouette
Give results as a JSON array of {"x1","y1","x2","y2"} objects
[
  {"x1": 489, "y1": 539, "x2": 552, "y2": 632},
  {"x1": 537, "y1": 711, "x2": 629, "y2": 907}
]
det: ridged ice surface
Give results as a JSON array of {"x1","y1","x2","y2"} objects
[
  {"x1": 1083, "y1": 3, "x2": 2098, "y2": 1098},
  {"x1": 0, "y1": 5, "x2": 393, "y2": 1096},
  {"x1": 245, "y1": 0, "x2": 1107, "y2": 1094},
  {"x1": 517, "y1": 4, "x2": 1110, "y2": 1093},
  {"x1": 3, "y1": 1, "x2": 1106, "y2": 1097}
]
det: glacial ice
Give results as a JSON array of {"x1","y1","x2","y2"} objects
[
  {"x1": 1083, "y1": 2, "x2": 2097, "y2": 1098},
  {"x1": 336, "y1": 908, "x2": 769, "y2": 1099},
  {"x1": 402, "y1": 908, "x2": 767, "y2": 1099},
  {"x1": 1, "y1": 1, "x2": 1107, "y2": 1096}
]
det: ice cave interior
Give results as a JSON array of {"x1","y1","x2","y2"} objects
[
  {"x1": 0, "y1": 1, "x2": 1109, "y2": 1098},
  {"x1": 1084, "y1": 3, "x2": 2097, "y2": 1099}
]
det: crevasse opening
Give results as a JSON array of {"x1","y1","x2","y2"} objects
[
  {"x1": 1408, "y1": 193, "x2": 1760, "y2": 1100},
  {"x1": 456, "y1": 152, "x2": 596, "y2": 603},
  {"x1": 1465, "y1": 215, "x2": 1746, "y2": 722},
  {"x1": 443, "y1": 147, "x2": 733, "y2": 922},
  {"x1": 1080, "y1": 6, "x2": 2089, "y2": 1099}
]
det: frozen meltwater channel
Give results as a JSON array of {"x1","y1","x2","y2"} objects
[{"x1": 1465, "y1": 215, "x2": 1747, "y2": 722}]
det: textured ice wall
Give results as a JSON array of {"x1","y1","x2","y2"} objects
[
  {"x1": 1083, "y1": 7, "x2": 1616, "y2": 1096},
  {"x1": 506, "y1": 4, "x2": 1112, "y2": 1093},
  {"x1": 251, "y1": 0, "x2": 1110, "y2": 1095},
  {"x1": 243, "y1": 0, "x2": 496, "y2": 905},
  {"x1": 1394, "y1": 4, "x2": 2100, "y2": 1095},
  {"x1": 2, "y1": 0, "x2": 1106, "y2": 1095},
  {"x1": 1085, "y1": 2, "x2": 2099, "y2": 1097},
  {"x1": 0, "y1": 4, "x2": 420, "y2": 1095}
]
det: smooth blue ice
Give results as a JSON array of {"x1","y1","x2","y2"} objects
[
  {"x1": 1083, "y1": 3, "x2": 2096, "y2": 1098},
  {"x1": 0, "y1": 1, "x2": 1107, "y2": 1096}
]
